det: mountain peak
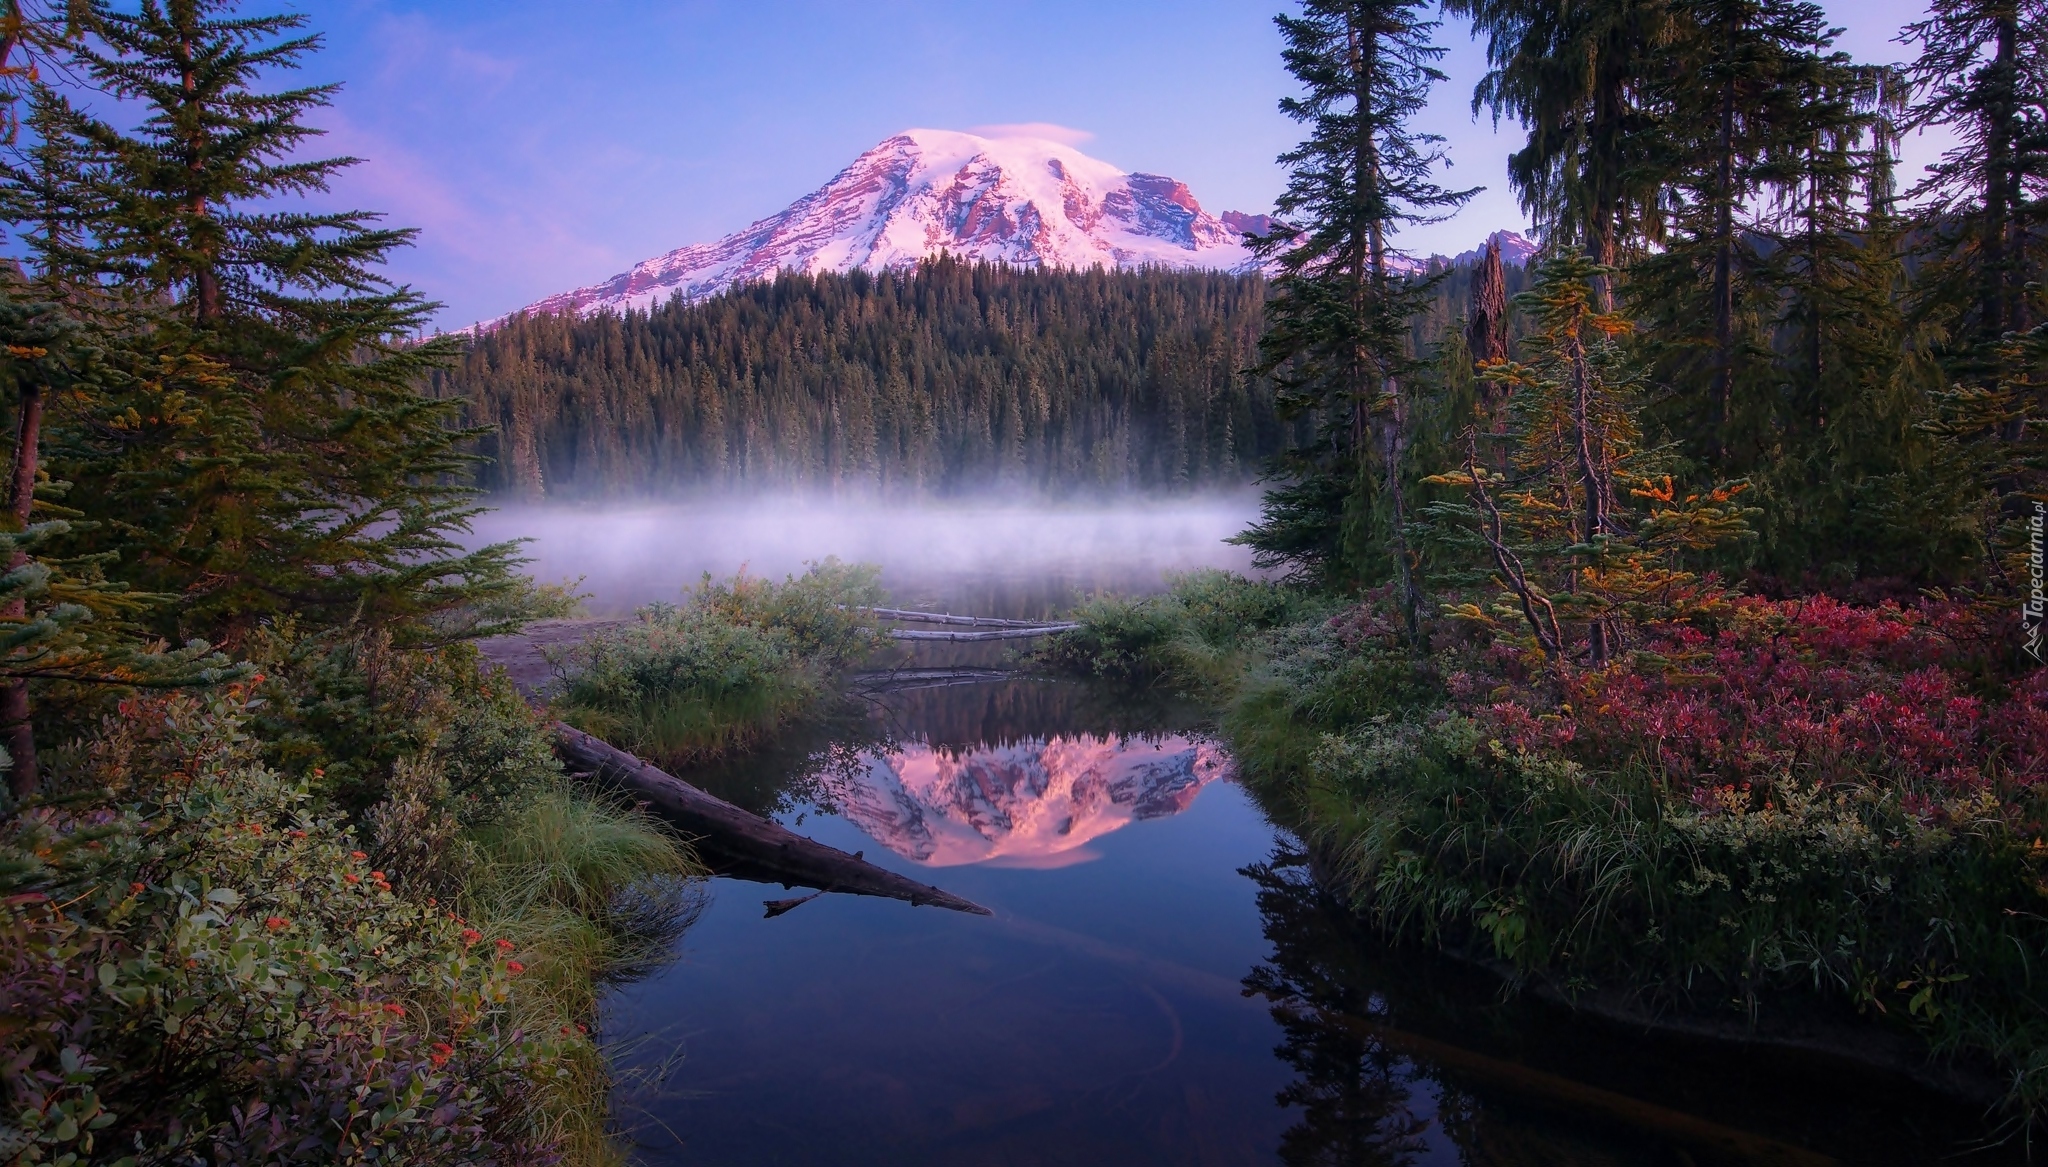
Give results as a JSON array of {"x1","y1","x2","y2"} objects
[
  {"x1": 483, "y1": 132, "x2": 1538, "y2": 328},
  {"x1": 495, "y1": 129, "x2": 1262, "y2": 323}
]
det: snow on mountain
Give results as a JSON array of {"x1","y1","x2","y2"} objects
[
  {"x1": 505, "y1": 129, "x2": 1268, "y2": 322},
  {"x1": 481, "y1": 128, "x2": 1541, "y2": 328},
  {"x1": 824, "y1": 734, "x2": 1232, "y2": 868},
  {"x1": 1449, "y1": 229, "x2": 1540, "y2": 269}
]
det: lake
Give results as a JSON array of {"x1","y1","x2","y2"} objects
[{"x1": 488, "y1": 499, "x2": 2024, "y2": 1166}]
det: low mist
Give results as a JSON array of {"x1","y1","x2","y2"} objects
[{"x1": 467, "y1": 494, "x2": 1264, "y2": 617}]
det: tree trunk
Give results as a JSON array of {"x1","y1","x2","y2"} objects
[
  {"x1": 1590, "y1": 62, "x2": 1626, "y2": 312},
  {"x1": 1991, "y1": 10, "x2": 2019, "y2": 341},
  {"x1": 1712, "y1": 47, "x2": 1737, "y2": 465},
  {"x1": 1468, "y1": 238, "x2": 1510, "y2": 465},
  {"x1": 552, "y1": 723, "x2": 990, "y2": 916},
  {"x1": 1566, "y1": 312, "x2": 1611, "y2": 664},
  {"x1": 3, "y1": 381, "x2": 41, "y2": 800}
]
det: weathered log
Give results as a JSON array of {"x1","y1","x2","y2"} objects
[
  {"x1": 888, "y1": 624, "x2": 1079, "y2": 642},
  {"x1": 860, "y1": 606, "x2": 1069, "y2": 629},
  {"x1": 851, "y1": 667, "x2": 1017, "y2": 691},
  {"x1": 551, "y1": 723, "x2": 991, "y2": 916}
]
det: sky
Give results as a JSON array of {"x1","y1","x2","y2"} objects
[{"x1": 288, "y1": 0, "x2": 1950, "y2": 330}]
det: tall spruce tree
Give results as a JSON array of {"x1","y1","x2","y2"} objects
[
  {"x1": 1429, "y1": 256, "x2": 1752, "y2": 665},
  {"x1": 1903, "y1": 0, "x2": 2048, "y2": 358},
  {"x1": 1238, "y1": 0, "x2": 1475, "y2": 624},
  {"x1": 42, "y1": 0, "x2": 532, "y2": 646},
  {"x1": 1631, "y1": 0, "x2": 1846, "y2": 469},
  {"x1": 1747, "y1": 63, "x2": 1976, "y2": 582},
  {"x1": 1444, "y1": 0, "x2": 1673, "y2": 306},
  {"x1": 1900, "y1": 0, "x2": 2048, "y2": 513}
]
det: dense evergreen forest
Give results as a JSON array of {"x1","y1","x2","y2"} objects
[
  {"x1": 437, "y1": 259, "x2": 1531, "y2": 498},
  {"x1": 1032, "y1": 0, "x2": 2048, "y2": 1137},
  {"x1": 439, "y1": 262, "x2": 1284, "y2": 497}
]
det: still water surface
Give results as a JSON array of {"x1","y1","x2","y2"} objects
[{"x1": 494, "y1": 501, "x2": 2023, "y2": 1166}]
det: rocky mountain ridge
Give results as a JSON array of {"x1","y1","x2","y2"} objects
[{"x1": 479, "y1": 129, "x2": 1537, "y2": 328}]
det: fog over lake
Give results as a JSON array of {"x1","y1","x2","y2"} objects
[{"x1": 468, "y1": 495, "x2": 1264, "y2": 614}]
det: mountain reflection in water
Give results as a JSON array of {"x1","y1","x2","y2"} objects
[{"x1": 828, "y1": 735, "x2": 1232, "y2": 867}]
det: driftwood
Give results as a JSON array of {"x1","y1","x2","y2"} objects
[
  {"x1": 551, "y1": 723, "x2": 991, "y2": 916},
  {"x1": 888, "y1": 624, "x2": 1078, "y2": 642},
  {"x1": 851, "y1": 667, "x2": 1017, "y2": 692},
  {"x1": 860, "y1": 606, "x2": 1068, "y2": 629}
]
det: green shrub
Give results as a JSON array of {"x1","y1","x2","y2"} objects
[
  {"x1": 4, "y1": 651, "x2": 701, "y2": 1166},
  {"x1": 2, "y1": 689, "x2": 568, "y2": 1165},
  {"x1": 552, "y1": 561, "x2": 885, "y2": 768},
  {"x1": 1032, "y1": 570, "x2": 1313, "y2": 692},
  {"x1": 1223, "y1": 590, "x2": 2048, "y2": 1123}
]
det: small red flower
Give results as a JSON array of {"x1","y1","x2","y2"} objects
[
  {"x1": 129, "y1": 882, "x2": 145, "y2": 894},
  {"x1": 460, "y1": 928, "x2": 482, "y2": 946},
  {"x1": 265, "y1": 916, "x2": 289, "y2": 931},
  {"x1": 370, "y1": 871, "x2": 386, "y2": 881},
  {"x1": 349, "y1": 851, "x2": 367, "y2": 860},
  {"x1": 250, "y1": 673, "x2": 266, "y2": 683},
  {"x1": 343, "y1": 874, "x2": 360, "y2": 884},
  {"x1": 287, "y1": 829, "x2": 306, "y2": 839},
  {"x1": 504, "y1": 961, "x2": 524, "y2": 974},
  {"x1": 429, "y1": 1041, "x2": 454, "y2": 1067},
  {"x1": 383, "y1": 1003, "x2": 405, "y2": 1016},
  {"x1": 494, "y1": 938, "x2": 514, "y2": 952}
]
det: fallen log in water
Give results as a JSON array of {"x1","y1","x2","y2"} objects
[
  {"x1": 851, "y1": 667, "x2": 1018, "y2": 691},
  {"x1": 888, "y1": 624, "x2": 1079, "y2": 642},
  {"x1": 860, "y1": 606, "x2": 1068, "y2": 629},
  {"x1": 551, "y1": 723, "x2": 992, "y2": 916}
]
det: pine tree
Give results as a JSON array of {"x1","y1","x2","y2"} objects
[
  {"x1": 1908, "y1": 0, "x2": 2048, "y2": 368},
  {"x1": 1631, "y1": 0, "x2": 1847, "y2": 469},
  {"x1": 43, "y1": 0, "x2": 532, "y2": 645},
  {"x1": 1237, "y1": 0, "x2": 1476, "y2": 625},
  {"x1": 0, "y1": 293, "x2": 238, "y2": 801},
  {"x1": 1430, "y1": 256, "x2": 1752, "y2": 665},
  {"x1": 1900, "y1": 0, "x2": 2048, "y2": 465},
  {"x1": 1444, "y1": 0, "x2": 1673, "y2": 305}
]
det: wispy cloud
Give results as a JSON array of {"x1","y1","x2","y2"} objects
[{"x1": 969, "y1": 122, "x2": 1095, "y2": 145}]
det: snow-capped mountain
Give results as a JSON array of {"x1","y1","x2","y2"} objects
[
  {"x1": 484, "y1": 128, "x2": 1542, "y2": 327},
  {"x1": 506, "y1": 129, "x2": 1274, "y2": 321},
  {"x1": 1450, "y1": 229, "x2": 1540, "y2": 270},
  {"x1": 824, "y1": 734, "x2": 1232, "y2": 868}
]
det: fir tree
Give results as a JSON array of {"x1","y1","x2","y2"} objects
[
  {"x1": 1430, "y1": 256, "x2": 1752, "y2": 665},
  {"x1": 1444, "y1": 0, "x2": 1673, "y2": 305},
  {"x1": 1237, "y1": 0, "x2": 1476, "y2": 624},
  {"x1": 44, "y1": 0, "x2": 532, "y2": 645},
  {"x1": 1631, "y1": 0, "x2": 1848, "y2": 468},
  {"x1": 1892, "y1": 0, "x2": 2048, "y2": 569},
  {"x1": 0, "y1": 294, "x2": 237, "y2": 801}
]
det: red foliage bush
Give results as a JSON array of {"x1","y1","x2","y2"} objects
[{"x1": 1465, "y1": 596, "x2": 2048, "y2": 806}]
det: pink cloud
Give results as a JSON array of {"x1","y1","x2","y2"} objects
[{"x1": 968, "y1": 122, "x2": 1096, "y2": 146}]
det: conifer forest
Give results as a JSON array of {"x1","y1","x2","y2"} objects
[{"x1": 3, "y1": 0, "x2": 2048, "y2": 1163}]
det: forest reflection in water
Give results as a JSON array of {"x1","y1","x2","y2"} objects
[
  {"x1": 1242, "y1": 851, "x2": 2023, "y2": 1167},
  {"x1": 608, "y1": 670, "x2": 2020, "y2": 1166}
]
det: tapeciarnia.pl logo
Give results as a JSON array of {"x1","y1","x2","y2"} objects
[{"x1": 2029, "y1": 501, "x2": 2045, "y2": 663}]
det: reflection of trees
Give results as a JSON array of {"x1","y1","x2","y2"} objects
[
  {"x1": 1243, "y1": 851, "x2": 1447, "y2": 1167},
  {"x1": 869, "y1": 675, "x2": 1204, "y2": 753},
  {"x1": 1240, "y1": 850, "x2": 1727, "y2": 1167}
]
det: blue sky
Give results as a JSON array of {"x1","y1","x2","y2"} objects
[{"x1": 293, "y1": 0, "x2": 1948, "y2": 329}]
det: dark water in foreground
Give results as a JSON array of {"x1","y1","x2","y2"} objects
[
  {"x1": 600, "y1": 674, "x2": 2021, "y2": 1167},
  {"x1": 483, "y1": 502, "x2": 2025, "y2": 1165}
]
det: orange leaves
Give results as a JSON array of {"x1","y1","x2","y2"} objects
[{"x1": 1632, "y1": 476, "x2": 1677, "y2": 504}]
